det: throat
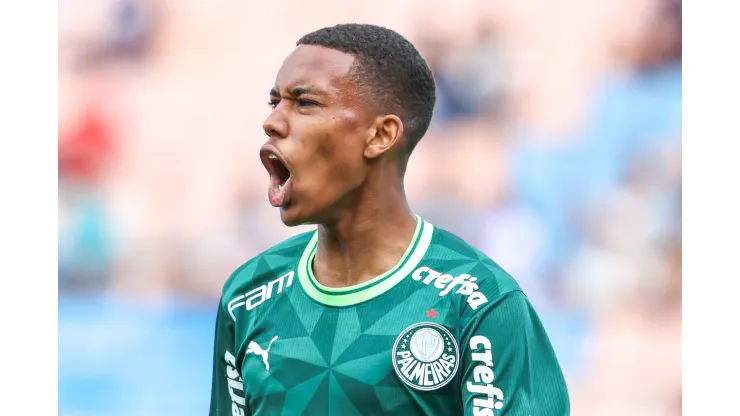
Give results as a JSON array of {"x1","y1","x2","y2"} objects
[{"x1": 312, "y1": 213, "x2": 418, "y2": 289}]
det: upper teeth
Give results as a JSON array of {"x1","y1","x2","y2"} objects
[{"x1": 269, "y1": 154, "x2": 278, "y2": 160}]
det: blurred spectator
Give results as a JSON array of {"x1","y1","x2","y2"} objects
[
  {"x1": 72, "y1": 0, "x2": 161, "y2": 70},
  {"x1": 419, "y1": 19, "x2": 511, "y2": 128},
  {"x1": 59, "y1": 106, "x2": 116, "y2": 183},
  {"x1": 572, "y1": 242, "x2": 681, "y2": 416},
  {"x1": 563, "y1": 154, "x2": 677, "y2": 316},
  {"x1": 59, "y1": 104, "x2": 118, "y2": 291}
]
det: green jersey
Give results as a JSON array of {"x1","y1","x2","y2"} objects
[{"x1": 209, "y1": 216, "x2": 569, "y2": 415}]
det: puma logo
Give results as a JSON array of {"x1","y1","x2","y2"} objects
[{"x1": 246, "y1": 336, "x2": 278, "y2": 371}]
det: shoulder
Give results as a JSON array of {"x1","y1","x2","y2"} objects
[
  {"x1": 219, "y1": 230, "x2": 315, "y2": 305},
  {"x1": 413, "y1": 224, "x2": 522, "y2": 312}
]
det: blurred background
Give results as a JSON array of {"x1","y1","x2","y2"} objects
[{"x1": 58, "y1": 0, "x2": 681, "y2": 414}]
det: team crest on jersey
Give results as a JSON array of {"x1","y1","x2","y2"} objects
[{"x1": 392, "y1": 322, "x2": 459, "y2": 391}]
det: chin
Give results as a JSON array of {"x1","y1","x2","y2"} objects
[{"x1": 278, "y1": 204, "x2": 312, "y2": 227}]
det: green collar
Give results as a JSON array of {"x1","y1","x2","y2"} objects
[{"x1": 296, "y1": 215, "x2": 434, "y2": 307}]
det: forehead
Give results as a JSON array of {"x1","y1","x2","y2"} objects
[{"x1": 273, "y1": 45, "x2": 357, "y2": 96}]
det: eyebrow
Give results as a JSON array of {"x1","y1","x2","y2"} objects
[{"x1": 269, "y1": 87, "x2": 322, "y2": 97}]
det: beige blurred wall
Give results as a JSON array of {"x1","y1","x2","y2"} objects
[{"x1": 59, "y1": 0, "x2": 662, "y2": 295}]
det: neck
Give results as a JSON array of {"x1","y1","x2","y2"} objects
[{"x1": 313, "y1": 176, "x2": 417, "y2": 288}]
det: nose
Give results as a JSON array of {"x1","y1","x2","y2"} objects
[{"x1": 263, "y1": 105, "x2": 288, "y2": 139}]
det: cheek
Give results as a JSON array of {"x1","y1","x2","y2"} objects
[
  {"x1": 317, "y1": 130, "x2": 366, "y2": 186},
  {"x1": 308, "y1": 140, "x2": 360, "y2": 191},
  {"x1": 291, "y1": 115, "x2": 367, "y2": 195}
]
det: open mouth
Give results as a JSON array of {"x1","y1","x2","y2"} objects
[{"x1": 260, "y1": 147, "x2": 293, "y2": 207}]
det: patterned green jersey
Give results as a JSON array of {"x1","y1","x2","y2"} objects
[{"x1": 209, "y1": 216, "x2": 569, "y2": 415}]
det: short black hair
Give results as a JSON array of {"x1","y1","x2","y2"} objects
[{"x1": 297, "y1": 23, "x2": 436, "y2": 160}]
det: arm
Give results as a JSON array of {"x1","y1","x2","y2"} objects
[
  {"x1": 460, "y1": 290, "x2": 569, "y2": 416},
  {"x1": 209, "y1": 300, "x2": 249, "y2": 416}
]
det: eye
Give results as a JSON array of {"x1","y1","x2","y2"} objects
[
  {"x1": 267, "y1": 99, "x2": 280, "y2": 109},
  {"x1": 296, "y1": 99, "x2": 317, "y2": 108}
]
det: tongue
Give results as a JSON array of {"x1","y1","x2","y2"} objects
[{"x1": 268, "y1": 177, "x2": 290, "y2": 207}]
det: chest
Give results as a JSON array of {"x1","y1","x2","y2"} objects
[{"x1": 234, "y1": 288, "x2": 463, "y2": 415}]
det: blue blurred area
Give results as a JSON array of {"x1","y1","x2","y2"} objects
[
  {"x1": 513, "y1": 64, "x2": 682, "y2": 266},
  {"x1": 59, "y1": 295, "x2": 216, "y2": 416},
  {"x1": 58, "y1": 295, "x2": 587, "y2": 415}
]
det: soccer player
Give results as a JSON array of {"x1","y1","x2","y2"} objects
[{"x1": 210, "y1": 24, "x2": 569, "y2": 415}]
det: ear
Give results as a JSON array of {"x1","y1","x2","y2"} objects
[{"x1": 364, "y1": 115, "x2": 404, "y2": 159}]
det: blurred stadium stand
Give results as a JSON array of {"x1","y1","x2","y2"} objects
[{"x1": 59, "y1": 0, "x2": 681, "y2": 414}]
